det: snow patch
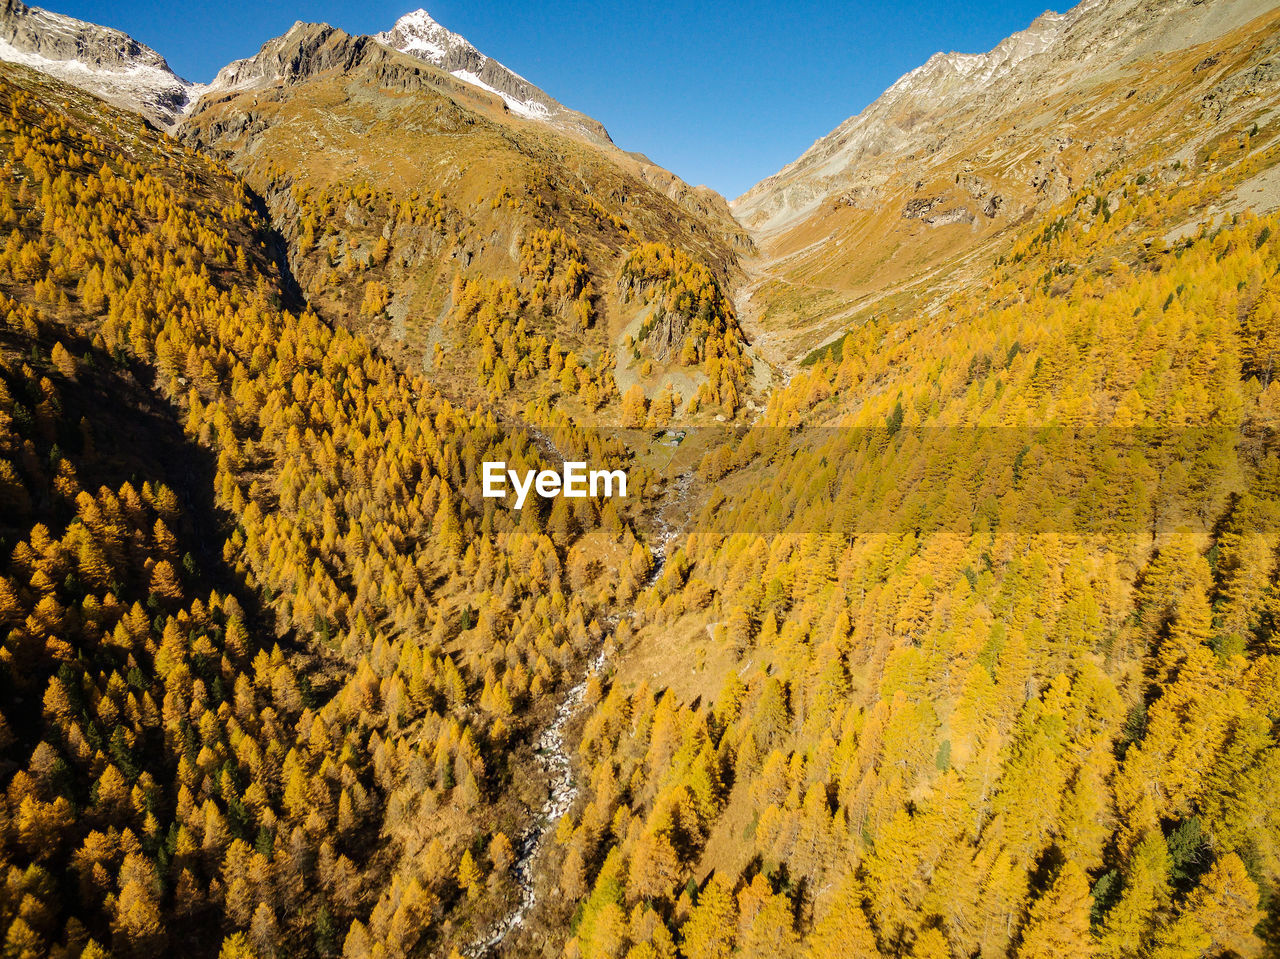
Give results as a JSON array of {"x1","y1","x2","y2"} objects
[{"x1": 451, "y1": 68, "x2": 549, "y2": 117}]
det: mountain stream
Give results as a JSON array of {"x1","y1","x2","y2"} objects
[{"x1": 462, "y1": 465, "x2": 691, "y2": 957}]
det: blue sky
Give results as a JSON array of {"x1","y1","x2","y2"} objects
[{"x1": 62, "y1": 0, "x2": 1061, "y2": 198}]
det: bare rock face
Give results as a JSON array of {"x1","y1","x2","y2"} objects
[
  {"x1": 373, "y1": 9, "x2": 613, "y2": 146},
  {"x1": 0, "y1": 0, "x2": 197, "y2": 126},
  {"x1": 189, "y1": 9, "x2": 616, "y2": 147},
  {"x1": 204, "y1": 21, "x2": 373, "y2": 94},
  {"x1": 733, "y1": 0, "x2": 1280, "y2": 234}
]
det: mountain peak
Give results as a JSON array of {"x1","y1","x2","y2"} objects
[
  {"x1": 376, "y1": 8, "x2": 481, "y2": 63},
  {"x1": 389, "y1": 8, "x2": 443, "y2": 30},
  {"x1": 370, "y1": 7, "x2": 616, "y2": 140},
  {"x1": 0, "y1": 0, "x2": 199, "y2": 126}
]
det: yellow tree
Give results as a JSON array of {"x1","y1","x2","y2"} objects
[
  {"x1": 1015, "y1": 861, "x2": 1094, "y2": 959},
  {"x1": 1099, "y1": 834, "x2": 1171, "y2": 959},
  {"x1": 681, "y1": 874, "x2": 736, "y2": 959},
  {"x1": 628, "y1": 830, "x2": 681, "y2": 902},
  {"x1": 806, "y1": 876, "x2": 880, "y2": 958},
  {"x1": 1149, "y1": 853, "x2": 1261, "y2": 959},
  {"x1": 622, "y1": 384, "x2": 648, "y2": 429},
  {"x1": 458, "y1": 849, "x2": 482, "y2": 900}
]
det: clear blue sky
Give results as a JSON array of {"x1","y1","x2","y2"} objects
[{"x1": 60, "y1": 0, "x2": 1061, "y2": 198}]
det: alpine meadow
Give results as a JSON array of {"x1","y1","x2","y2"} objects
[{"x1": 0, "y1": 0, "x2": 1279, "y2": 957}]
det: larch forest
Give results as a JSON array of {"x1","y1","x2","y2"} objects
[{"x1": 0, "y1": 0, "x2": 1279, "y2": 958}]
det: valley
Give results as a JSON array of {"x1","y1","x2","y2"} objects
[{"x1": 0, "y1": 0, "x2": 1278, "y2": 957}]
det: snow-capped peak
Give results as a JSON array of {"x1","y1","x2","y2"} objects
[
  {"x1": 375, "y1": 9, "x2": 483, "y2": 69},
  {"x1": 374, "y1": 8, "x2": 557, "y2": 121},
  {"x1": 0, "y1": 0, "x2": 201, "y2": 127}
]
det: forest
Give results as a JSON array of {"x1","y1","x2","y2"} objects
[
  {"x1": 0, "y1": 67, "x2": 648, "y2": 958},
  {"x1": 548, "y1": 126, "x2": 1280, "y2": 959},
  {"x1": 0, "y1": 24, "x2": 1277, "y2": 959}
]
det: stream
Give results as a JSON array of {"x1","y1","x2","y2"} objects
[{"x1": 461, "y1": 460, "x2": 691, "y2": 957}]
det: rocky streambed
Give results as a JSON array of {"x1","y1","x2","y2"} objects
[
  {"x1": 462, "y1": 467, "x2": 691, "y2": 957},
  {"x1": 461, "y1": 646, "x2": 606, "y2": 958}
]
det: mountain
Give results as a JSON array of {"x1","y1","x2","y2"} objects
[
  {"x1": 0, "y1": 0, "x2": 199, "y2": 126},
  {"x1": 182, "y1": 17, "x2": 762, "y2": 423},
  {"x1": 375, "y1": 8, "x2": 613, "y2": 146},
  {"x1": 0, "y1": 2, "x2": 614, "y2": 145},
  {"x1": 3, "y1": 2, "x2": 1280, "y2": 958},
  {"x1": 736, "y1": 0, "x2": 1277, "y2": 232},
  {"x1": 0, "y1": 59, "x2": 644, "y2": 959},
  {"x1": 732, "y1": 0, "x2": 1280, "y2": 364},
  {"x1": 0, "y1": 1, "x2": 760, "y2": 421}
]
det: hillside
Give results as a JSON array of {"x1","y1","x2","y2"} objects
[
  {"x1": 558, "y1": 85, "x2": 1280, "y2": 959},
  {"x1": 0, "y1": 60, "x2": 667, "y2": 958},
  {"x1": 0, "y1": 0, "x2": 1279, "y2": 958},
  {"x1": 180, "y1": 21, "x2": 764, "y2": 424},
  {"x1": 732, "y1": 0, "x2": 1280, "y2": 367}
]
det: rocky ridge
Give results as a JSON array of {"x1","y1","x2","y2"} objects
[
  {"x1": 374, "y1": 9, "x2": 612, "y2": 145},
  {"x1": 733, "y1": 0, "x2": 1279, "y2": 233},
  {"x1": 0, "y1": 0, "x2": 199, "y2": 126},
  {"x1": 0, "y1": 2, "x2": 614, "y2": 145}
]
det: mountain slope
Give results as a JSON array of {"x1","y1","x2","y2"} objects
[
  {"x1": 0, "y1": 57, "x2": 660, "y2": 959},
  {"x1": 181, "y1": 20, "x2": 764, "y2": 424},
  {"x1": 0, "y1": 2, "x2": 612, "y2": 148},
  {"x1": 552, "y1": 36, "x2": 1280, "y2": 959},
  {"x1": 732, "y1": 0, "x2": 1280, "y2": 365},
  {"x1": 6, "y1": 2, "x2": 1280, "y2": 958},
  {"x1": 0, "y1": 0, "x2": 764, "y2": 420},
  {"x1": 0, "y1": 0, "x2": 199, "y2": 126}
]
